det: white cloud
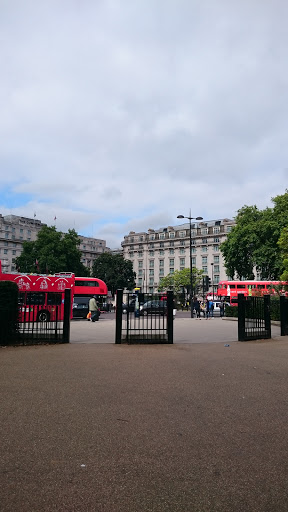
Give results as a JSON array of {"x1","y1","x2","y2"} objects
[{"x1": 0, "y1": 0, "x2": 288, "y2": 247}]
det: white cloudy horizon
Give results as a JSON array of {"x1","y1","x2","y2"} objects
[{"x1": 1, "y1": 0, "x2": 288, "y2": 248}]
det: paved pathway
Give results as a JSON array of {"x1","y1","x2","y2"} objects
[
  {"x1": 70, "y1": 314, "x2": 281, "y2": 344},
  {"x1": 1, "y1": 336, "x2": 288, "y2": 511}
]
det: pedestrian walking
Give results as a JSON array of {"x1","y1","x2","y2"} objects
[
  {"x1": 89, "y1": 295, "x2": 100, "y2": 322},
  {"x1": 194, "y1": 298, "x2": 201, "y2": 319}
]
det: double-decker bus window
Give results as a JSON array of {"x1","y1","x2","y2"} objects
[
  {"x1": 237, "y1": 284, "x2": 245, "y2": 289},
  {"x1": 257, "y1": 285, "x2": 265, "y2": 289},
  {"x1": 47, "y1": 293, "x2": 62, "y2": 305},
  {"x1": 229, "y1": 284, "x2": 236, "y2": 289},
  {"x1": 75, "y1": 280, "x2": 99, "y2": 288},
  {"x1": 26, "y1": 292, "x2": 45, "y2": 305},
  {"x1": 18, "y1": 293, "x2": 25, "y2": 305}
]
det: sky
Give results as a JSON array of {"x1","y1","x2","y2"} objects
[{"x1": 1, "y1": 0, "x2": 288, "y2": 249}]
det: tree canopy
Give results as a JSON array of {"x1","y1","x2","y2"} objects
[
  {"x1": 158, "y1": 267, "x2": 204, "y2": 297},
  {"x1": 15, "y1": 226, "x2": 90, "y2": 276},
  {"x1": 92, "y1": 252, "x2": 136, "y2": 294},
  {"x1": 221, "y1": 190, "x2": 288, "y2": 280}
]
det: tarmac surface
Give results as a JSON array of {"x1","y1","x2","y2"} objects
[{"x1": 1, "y1": 316, "x2": 288, "y2": 512}]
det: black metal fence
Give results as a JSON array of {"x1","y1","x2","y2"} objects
[
  {"x1": 0, "y1": 289, "x2": 71, "y2": 346},
  {"x1": 115, "y1": 290, "x2": 173, "y2": 344},
  {"x1": 280, "y1": 295, "x2": 288, "y2": 336},
  {"x1": 238, "y1": 294, "x2": 271, "y2": 341}
]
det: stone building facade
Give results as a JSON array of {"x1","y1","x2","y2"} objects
[
  {"x1": 0, "y1": 214, "x2": 109, "y2": 273},
  {"x1": 121, "y1": 218, "x2": 235, "y2": 295}
]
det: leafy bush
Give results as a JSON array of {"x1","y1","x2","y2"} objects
[
  {"x1": 0, "y1": 281, "x2": 19, "y2": 345},
  {"x1": 225, "y1": 305, "x2": 238, "y2": 317}
]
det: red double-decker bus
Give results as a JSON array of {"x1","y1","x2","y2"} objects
[
  {"x1": 0, "y1": 261, "x2": 75, "y2": 322},
  {"x1": 217, "y1": 280, "x2": 287, "y2": 304},
  {"x1": 74, "y1": 276, "x2": 108, "y2": 299}
]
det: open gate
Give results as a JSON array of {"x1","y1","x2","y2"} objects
[
  {"x1": 115, "y1": 290, "x2": 173, "y2": 344},
  {"x1": 238, "y1": 294, "x2": 271, "y2": 341}
]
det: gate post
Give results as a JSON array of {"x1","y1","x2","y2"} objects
[
  {"x1": 167, "y1": 290, "x2": 174, "y2": 344},
  {"x1": 280, "y1": 295, "x2": 287, "y2": 336},
  {"x1": 264, "y1": 294, "x2": 271, "y2": 338},
  {"x1": 238, "y1": 293, "x2": 245, "y2": 341},
  {"x1": 115, "y1": 289, "x2": 123, "y2": 344},
  {"x1": 63, "y1": 288, "x2": 71, "y2": 343}
]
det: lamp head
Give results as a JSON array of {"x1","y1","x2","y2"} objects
[{"x1": 177, "y1": 215, "x2": 184, "y2": 219}]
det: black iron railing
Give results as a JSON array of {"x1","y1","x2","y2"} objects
[
  {"x1": 238, "y1": 294, "x2": 271, "y2": 341},
  {"x1": 115, "y1": 290, "x2": 173, "y2": 344}
]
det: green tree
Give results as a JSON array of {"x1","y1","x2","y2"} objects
[
  {"x1": 221, "y1": 190, "x2": 288, "y2": 280},
  {"x1": 278, "y1": 227, "x2": 288, "y2": 281},
  {"x1": 92, "y1": 253, "x2": 136, "y2": 294},
  {"x1": 158, "y1": 267, "x2": 204, "y2": 297},
  {"x1": 15, "y1": 226, "x2": 90, "y2": 276}
]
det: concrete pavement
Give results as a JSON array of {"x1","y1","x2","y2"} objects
[{"x1": 1, "y1": 318, "x2": 287, "y2": 512}]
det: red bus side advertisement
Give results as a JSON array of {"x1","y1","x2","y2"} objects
[{"x1": 0, "y1": 261, "x2": 75, "y2": 322}]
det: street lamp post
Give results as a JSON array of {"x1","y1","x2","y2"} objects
[
  {"x1": 177, "y1": 211, "x2": 203, "y2": 318},
  {"x1": 211, "y1": 262, "x2": 214, "y2": 301}
]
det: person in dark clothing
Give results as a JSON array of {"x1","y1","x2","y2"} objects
[{"x1": 194, "y1": 299, "x2": 201, "y2": 318}]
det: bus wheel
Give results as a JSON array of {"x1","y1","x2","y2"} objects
[{"x1": 37, "y1": 311, "x2": 50, "y2": 322}]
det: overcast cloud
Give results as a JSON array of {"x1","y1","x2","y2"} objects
[{"x1": 1, "y1": 0, "x2": 288, "y2": 248}]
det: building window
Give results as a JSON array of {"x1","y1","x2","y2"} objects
[
  {"x1": 191, "y1": 247, "x2": 196, "y2": 254},
  {"x1": 159, "y1": 260, "x2": 164, "y2": 267},
  {"x1": 138, "y1": 251, "x2": 143, "y2": 257},
  {"x1": 214, "y1": 265, "x2": 220, "y2": 273},
  {"x1": 129, "y1": 237, "x2": 134, "y2": 242},
  {"x1": 20, "y1": 228, "x2": 23, "y2": 234},
  {"x1": 5, "y1": 233, "x2": 8, "y2": 239},
  {"x1": 159, "y1": 249, "x2": 164, "y2": 256},
  {"x1": 213, "y1": 245, "x2": 219, "y2": 252},
  {"x1": 214, "y1": 255, "x2": 219, "y2": 263},
  {"x1": 191, "y1": 239, "x2": 195, "y2": 245},
  {"x1": 201, "y1": 228, "x2": 208, "y2": 235},
  {"x1": 180, "y1": 267, "x2": 185, "y2": 271},
  {"x1": 149, "y1": 260, "x2": 154, "y2": 268},
  {"x1": 12, "y1": 250, "x2": 16, "y2": 255},
  {"x1": 4, "y1": 249, "x2": 8, "y2": 254},
  {"x1": 149, "y1": 278, "x2": 154, "y2": 286},
  {"x1": 180, "y1": 248, "x2": 185, "y2": 255},
  {"x1": 202, "y1": 238, "x2": 207, "y2": 244},
  {"x1": 149, "y1": 250, "x2": 154, "y2": 256},
  {"x1": 149, "y1": 269, "x2": 154, "y2": 276},
  {"x1": 180, "y1": 258, "x2": 185, "y2": 266},
  {"x1": 169, "y1": 248, "x2": 174, "y2": 255},
  {"x1": 169, "y1": 232, "x2": 175, "y2": 238},
  {"x1": 138, "y1": 261, "x2": 143, "y2": 268},
  {"x1": 138, "y1": 278, "x2": 142, "y2": 286},
  {"x1": 159, "y1": 233, "x2": 165, "y2": 239},
  {"x1": 128, "y1": 252, "x2": 134, "y2": 257},
  {"x1": 214, "y1": 238, "x2": 220, "y2": 243},
  {"x1": 226, "y1": 226, "x2": 233, "y2": 233},
  {"x1": 201, "y1": 246, "x2": 208, "y2": 252},
  {"x1": 214, "y1": 275, "x2": 220, "y2": 284},
  {"x1": 179, "y1": 231, "x2": 186, "y2": 238},
  {"x1": 202, "y1": 256, "x2": 207, "y2": 264},
  {"x1": 202, "y1": 266, "x2": 208, "y2": 273},
  {"x1": 4, "y1": 242, "x2": 8, "y2": 246},
  {"x1": 138, "y1": 269, "x2": 143, "y2": 276},
  {"x1": 169, "y1": 241, "x2": 174, "y2": 247},
  {"x1": 160, "y1": 242, "x2": 164, "y2": 248},
  {"x1": 169, "y1": 268, "x2": 174, "y2": 274},
  {"x1": 159, "y1": 269, "x2": 164, "y2": 276},
  {"x1": 149, "y1": 243, "x2": 154, "y2": 248},
  {"x1": 191, "y1": 230, "x2": 197, "y2": 237},
  {"x1": 149, "y1": 234, "x2": 155, "y2": 240},
  {"x1": 169, "y1": 259, "x2": 174, "y2": 266},
  {"x1": 192, "y1": 257, "x2": 196, "y2": 265},
  {"x1": 213, "y1": 227, "x2": 220, "y2": 234}
]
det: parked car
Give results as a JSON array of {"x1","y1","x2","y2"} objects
[
  {"x1": 212, "y1": 301, "x2": 230, "y2": 315},
  {"x1": 139, "y1": 300, "x2": 167, "y2": 316},
  {"x1": 72, "y1": 296, "x2": 90, "y2": 319}
]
